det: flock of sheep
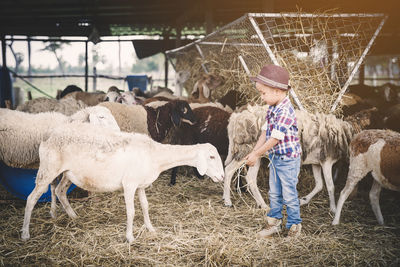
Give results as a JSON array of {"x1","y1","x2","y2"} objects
[{"x1": 0, "y1": 73, "x2": 399, "y2": 243}]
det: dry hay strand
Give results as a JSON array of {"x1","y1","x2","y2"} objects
[{"x1": 1, "y1": 169, "x2": 400, "y2": 266}]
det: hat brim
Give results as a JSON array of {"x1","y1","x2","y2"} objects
[{"x1": 250, "y1": 76, "x2": 290, "y2": 90}]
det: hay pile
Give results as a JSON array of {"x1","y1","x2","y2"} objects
[
  {"x1": 175, "y1": 50, "x2": 345, "y2": 116},
  {"x1": 1, "y1": 168, "x2": 400, "y2": 266}
]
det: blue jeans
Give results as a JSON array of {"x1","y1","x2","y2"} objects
[{"x1": 267, "y1": 154, "x2": 302, "y2": 229}]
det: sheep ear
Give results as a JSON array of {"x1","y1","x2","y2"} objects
[
  {"x1": 202, "y1": 83, "x2": 210, "y2": 98},
  {"x1": 196, "y1": 150, "x2": 207, "y2": 176},
  {"x1": 191, "y1": 81, "x2": 199, "y2": 96},
  {"x1": 88, "y1": 112, "x2": 102, "y2": 124}
]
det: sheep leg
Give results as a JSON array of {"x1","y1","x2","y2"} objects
[
  {"x1": 224, "y1": 135, "x2": 234, "y2": 166},
  {"x1": 55, "y1": 173, "x2": 77, "y2": 219},
  {"x1": 169, "y1": 167, "x2": 178, "y2": 186},
  {"x1": 332, "y1": 162, "x2": 368, "y2": 225},
  {"x1": 321, "y1": 159, "x2": 337, "y2": 213},
  {"x1": 300, "y1": 164, "x2": 323, "y2": 205},
  {"x1": 244, "y1": 159, "x2": 268, "y2": 209},
  {"x1": 223, "y1": 160, "x2": 243, "y2": 207},
  {"x1": 21, "y1": 169, "x2": 56, "y2": 240},
  {"x1": 369, "y1": 178, "x2": 384, "y2": 225},
  {"x1": 137, "y1": 188, "x2": 155, "y2": 232},
  {"x1": 49, "y1": 174, "x2": 66, "y2": 218},
  {"x1": 193, "y1": 167, "x2": 204, "y2": 179},
  {"x1": 50, "y1": 179, "x2": 58, "y2": 219},
  {"x1": 123, "y1": 185, "x2": 137, "y2": 244},
  {"x1": 332, "y1": 178, "x2": 360, "y2": 225}
]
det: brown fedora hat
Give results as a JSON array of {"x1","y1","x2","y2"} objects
[{"x1": 250, "y1": 64, "x2": 291, "y2": 90}]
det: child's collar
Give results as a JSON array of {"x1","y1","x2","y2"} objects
[{"x1": 271, "y1": 96, "x2": 289, "y2": 109}]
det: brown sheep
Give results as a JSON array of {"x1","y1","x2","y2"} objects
[
  {"x1": 190, "y1": 74, "x2": 224, "y2": 103},
  {"x1": 169, "y1": 105, "x2": 232, "y2": 185},
  {"x1": 332, "y1": 129, "x2": 400, "y2": 225}
]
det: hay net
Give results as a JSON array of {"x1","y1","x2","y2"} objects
[{"x1": 167, "y1": 12, "x2": 387, "y2": 114}]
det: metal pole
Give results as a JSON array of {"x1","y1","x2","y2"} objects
[
  {"x1": 1, "y1": 35, "x2": 8, "y2": 108},
  {"x1": 249, "y1": 13, "x2": 385, "y2": 18},
  {"x1": 93, "y1": 66, "x2": 97, "y2": 91},
  {"x1": 1, "y1": 35, "x2": 6, "y2": 68},
  {"x1": 249, "y1": 15, "x2": 304, "y2": 110},
  {"x1": 27, "y1": 36, "x2": 32, "y2": 81},
  {"x1": 166, "y1": 14, "x2": 248, "y2": 55},
  {"x1": 330, "y1": 15, "x2": 388, "y2": 112},
  {"x1": 85, "y1": 40, "x2": 88, "y2": 92},
  {"x1": 238, "y1": 55, "x2": 250, "y2": 75},
  {"x1": 195, "y1": 44, "x2": 209, "y2": 74}
]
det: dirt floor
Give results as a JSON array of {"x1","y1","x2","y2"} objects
[{"x1": 1, "y1": 166, "x2": 399, "y2": 266}]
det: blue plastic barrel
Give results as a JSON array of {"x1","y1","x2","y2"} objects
[
  {"x1": 126, "y1": 75, "x2": 148, "y2": 92},
  {"x1": 0, "y1": 161, "x2": 76, "y2": 202}
]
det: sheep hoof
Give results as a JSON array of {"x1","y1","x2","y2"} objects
[
  {"x1": 126, "y1": 234, "x2": 135, "y2": 244},
  {"x1": 224, "y1": 203, "x2": 233, "y2": 208},
  {"x1": 299, "y1": 198, "x2": 308, "y2": 206},
  {"x1": 21, "y1": 231, "x2": 30, "y2": 241},
  {"x1": 50, "y1": 210, "x2": 57, "y2": 219}
]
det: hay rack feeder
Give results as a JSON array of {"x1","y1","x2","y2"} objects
[{"x1": 166, "y1": 12, "x2": 387, "y2": 113}]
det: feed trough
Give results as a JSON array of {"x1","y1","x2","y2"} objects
[{"x1": 0, "y1": 161, "x2": 76, "y2": 202}]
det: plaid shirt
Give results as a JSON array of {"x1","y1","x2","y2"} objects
[{"x1": 263, "y1": 96, "x2": 301, "y2": 158}]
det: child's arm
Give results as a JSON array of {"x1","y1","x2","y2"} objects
[
  {"x1": 252, "y1": 130, "x2": 267, "y2": 152},
  {"x1": 245, "y1": 135, "x2": 279, "y2": 166}
]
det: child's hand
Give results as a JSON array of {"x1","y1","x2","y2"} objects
[{"x1": 245, "y1": 152, "x2": 259, "y2": 167}]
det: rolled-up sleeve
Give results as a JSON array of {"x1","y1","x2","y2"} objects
[{"x1": 261, "y1": 120, "x2": 268, "y2": 131}]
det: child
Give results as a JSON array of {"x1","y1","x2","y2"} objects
[{"x1": 245, "y1": 64, "x2": 302, "y2": 238}]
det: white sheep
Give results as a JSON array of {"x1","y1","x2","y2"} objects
[
  {"x1": 16, "y1": 97, "x2": 88, "y2": 116},
  {"x1": 332, "y1": 129, "x2": 400, "y2": 225},
  {"x1": 104, "y1": 90, "x2": 121, "y2": 102},
  {"x1": 223, "y1": 104, "x2": 269, "y2": 209},
  {"x1": 117, "y1": 91, "x2": 144, "y2": 105},
  {"x1": 297, "y1": 108, "x2": 378, "y2": 212},
  {"x1": 21, "y1": 122, "x2": 225, "y2": 243},
  {"x1": 0, "y1": 106, "x2": 120, "y2": 169}
]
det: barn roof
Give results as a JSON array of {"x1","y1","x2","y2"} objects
[{"x1": 0, "y1": 0, "x2": 399, "y2": 54}]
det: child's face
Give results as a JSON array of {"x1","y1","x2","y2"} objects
[{"x1": 256, "y1": 82, "x2": 286, "y2": 106}]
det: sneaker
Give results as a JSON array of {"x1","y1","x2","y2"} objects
[
  {"x1": 256, "y1": 216, "x2": 282, "y2": 238},
  {"x1": 287, "y1": 223, "x2": 302, "y2": 237}
]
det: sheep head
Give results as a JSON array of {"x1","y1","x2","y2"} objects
[
  {"x1": 196, "y1": 143, "x2": 224, "y2": 182},
  {"x1": 191, "y1": 74, "x2": 225, "y2": 101},
  {"x1": 170, "y1": 100, "x2": 197, "y2": 127}
]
